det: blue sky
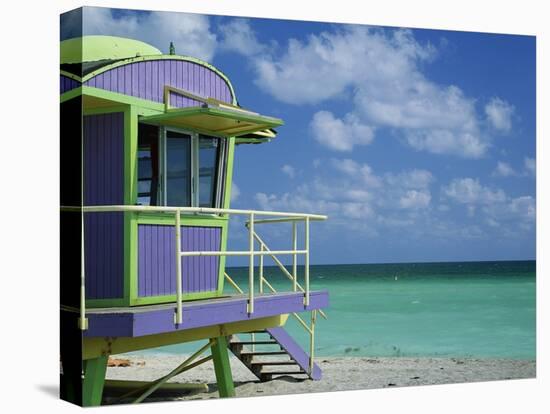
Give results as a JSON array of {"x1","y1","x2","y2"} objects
[{"x1": 62, "y1": 7, "x2": 536, "y2": 264}]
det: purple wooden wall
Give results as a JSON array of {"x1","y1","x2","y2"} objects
[
  {"x1": 138, "y1": 225, "x2": 221, "y2": 297},
  {"x1": 84, "y1": 59, "x2": 233, "y2": 106},
  {"x1": 60, "y1": 75, "x2": 80, "y2": 94},
  {"x1": 84, "y1": 112, "x2": 125, "y2": 300}
]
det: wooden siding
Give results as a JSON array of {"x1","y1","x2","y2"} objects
[
  {"x1": 83, "y1": 113, "x2": 125, "y2": 300},
  {"x1": 60, "y1": 75, "x2": 80, "y2": 94},
  {"x1": 138, "y1": 225, "x2": 221, "y2": 297},
  {"x1": 85, "y1": 59, "x2": 233, "y2": 106}
]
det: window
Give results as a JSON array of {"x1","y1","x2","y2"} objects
[{"x1": 137, "y1": 125, "x2": 225, "y2": 208}]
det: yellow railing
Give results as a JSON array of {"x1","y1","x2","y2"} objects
[{"x1": 62, "y1": 205, "x2": 327, "y2": 331}]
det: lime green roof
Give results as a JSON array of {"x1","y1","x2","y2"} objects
[{"x1": 60, "y1": 35, "x2": 162, "y2": 64}]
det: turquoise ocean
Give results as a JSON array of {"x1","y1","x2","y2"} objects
[{"x1": 145, "y1": 261, "x2": 536, "y2": 359}]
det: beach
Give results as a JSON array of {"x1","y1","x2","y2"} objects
[{"x1": 103, "y1": 353, "x2": 535, "y2": 403}]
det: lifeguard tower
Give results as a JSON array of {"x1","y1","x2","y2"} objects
[{"x1": 60, "y1": 35, "x2": 329, "y2": 406}]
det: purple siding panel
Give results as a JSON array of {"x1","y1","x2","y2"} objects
[
  {"x1": 83, "y1": 60, "x2": 233, "y2": 106},
  {"x1": 138, "y1": 225, "x2": 221, "y2": 297},
  {"x1": 83, "y1": 113, "x2": 125, "y2": 300},
  {"x1": 60, "y1": 75, "x2": 80, "y2": 94}
]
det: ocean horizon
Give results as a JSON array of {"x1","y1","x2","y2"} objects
[{"x1": 139, "y1": 260, "x2": 536, "y2": 360}]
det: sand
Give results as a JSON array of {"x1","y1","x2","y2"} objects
[{"x1": 103, "y1": 353, "x2": 535, "y2": 404}]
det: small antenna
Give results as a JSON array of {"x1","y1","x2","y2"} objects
[{"x1": 169, "y1": 42, "x2": 175, "y2": 55}]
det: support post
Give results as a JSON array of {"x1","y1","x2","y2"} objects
[
  {"x1": 248, "y1": 213, "x2": 254, "y2": 314},
  {"x1": 304, "y1": 217, "x2": 310, "y2": 306},
  {"x1": 292, "y1": 221, "x2": 297, "y2": 292},
  {"x1": 175, "y1": 209, "x2": 183, "y2": 324},
  {"x1": 211, "y1": 336, "x2": 235, "y2": 398},
  {"x1": 82, "y1": 355, "x2": 108, "y2": 407}
]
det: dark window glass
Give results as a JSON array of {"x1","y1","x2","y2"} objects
[
  {"x1": 166, "y1": 131, "x2": 192, "y2": 206},
  {"x1": 137, "y1": 124, "x2": 159, "y2": 205},
  {"x1": 198, "y1": 136, "x2": 220, "y2": 207}
]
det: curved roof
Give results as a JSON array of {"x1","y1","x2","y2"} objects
[{"x1": 61, "y1": 35, "x2": 162, "y2": 64}]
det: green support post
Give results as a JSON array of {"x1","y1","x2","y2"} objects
[
  {"x1": 82, "y1": 355, "x2": 108, "y2": 407},
  {"x1": 211, "y1": 336, "x2": 235, "y2": 398}
]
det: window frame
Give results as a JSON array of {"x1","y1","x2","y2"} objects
[{"x1": 143, "y1": 125, "x2": 226, "y2": 209}]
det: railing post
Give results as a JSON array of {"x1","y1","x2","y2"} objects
[
  {"x1": 292, "y1": 221, "x2": 297, "y2": 292},
  {"x1": 248, "y1": 213, "x2": 255, "y2": 314},
  {"x1": 174, "y1": 209, "x2": 183, "y2": 324},
  {"x1": 309, "y1": 309, "x2": 316, "y2": 375},
  {"x1": 304, "y1": 217, "x2": 310, "y2": 306},
  {"x1": 259, "y1": 242, "x2": 264, "y2": 294}
]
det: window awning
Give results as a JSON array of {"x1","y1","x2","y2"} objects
[{"x1": 140, "y1": 106, "x2": 284, "y2": 138}]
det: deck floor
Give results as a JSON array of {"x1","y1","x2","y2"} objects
[{"x1": 75, "y1": 290, "x2": 329, "y2": 338}]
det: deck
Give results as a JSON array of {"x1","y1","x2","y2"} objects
[{"x1": 81, "y1": 290, "x2": 329, "y2": 338}]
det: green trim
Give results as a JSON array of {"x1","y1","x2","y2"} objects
[
  {"x1": 136, "y1": 213, "x2": 228, "y2": 226},
  {"x1": 60, "y1": 70, "x2": 82, "y2": 82},
  {"x1": 86, "y1": 298, "x2": 127, "y2": 308},
  {"x1": 132, "y1": 291, "x2": 222, "y2": 306},
  {"x1": 83, "y1": 105, "x2": 128, "y2": 116},
  {"x1": 82, "y1": 355, "x2": 108, "y2": 407},
  {"x1": 60, "y1": 86, "x2": 82, "y2": 103},
  {"x1": 211, "y1": 336, "x2": 235, "y2": 398},
  {"x1": 125, "y1": 106, "x2": 139, "y2": 307},
  {"x1": 82, "y1": 86, "x2": 165, "y2": 113},
  {"x1": 218, "y1": 137, "x2": 236, "y2": 293},
  {"x1": 80, "y1": 55, "x2": 237, "y2": 105}
]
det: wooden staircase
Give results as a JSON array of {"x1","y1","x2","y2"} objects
[{"x1": 228, "y1": 327, "x2": 322, "y2": 382}]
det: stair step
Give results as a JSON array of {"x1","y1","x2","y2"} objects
[
  {"x1": 233, "y1": 341, "x2": 277, "y2": 345},
  {"x1": 240, "y1": 351, "x2": 288, "y2": 356},
  {"x1": 251, "y1": 361, "x2": 297, "y2": 366},
  {"x1": 262, "y1": 370, "x2": 307, "y2": 376}
]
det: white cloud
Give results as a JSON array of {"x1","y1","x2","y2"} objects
[
  {"x1": 443, "y1": 177, "x2": 535, "y2": 229},
  {"x1": 330, "y1": 159, "x2": 381, "y2": 187},
  {"x1": 230, "y1": 182, "x2": 241, "y2": 202},
  {"x1": 442, "y1": 178, "x2": 506, "y2": 205},
  {"x1": 492, "y1": 161, "x2": 517, "y2": 177},
  {"x1": 82, "y1": 7, "x2": 218, "y2": 61},
  {"x1": 485, "y1": 97, "x2": 514, "y2": 132},
  {"x1": 281, "y1": 164, "x2": 296, "y2": 179},
  {"x1": 219, "y1": 18, "x2": 266, "y2": 57},
  {"x1": 399, "y1": 190, "x2": 431, "y2": 209},
  {"x1": 310, "y1": 111, "x2": 374, "y2": 151},
  {"x1": 252, "y1": 26, "x2": 492, "y2": 158},
  {"x1": 524, "y1": 157, "x2": 536, "y2": 176}
]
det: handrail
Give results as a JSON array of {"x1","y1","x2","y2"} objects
[{"x1": 64, "y1": 204, "x2": 327, "y2": 330}]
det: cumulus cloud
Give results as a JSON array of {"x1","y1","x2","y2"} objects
[
  {"x1": 492, "y1": 161, "x2": 517, "y2": 177},
  {"x1": 82, "y1": 7, "x2": 218, "y2": 61},
  {"x1": 219, "y1": 18, "x2": 266, "y2": 57},
  {"x1": 230, "y1": 182, "x2": 241, "y2": 202},
  {"x1": 310, "y1": 111, "x2": 375, "y2": 151},
  {"x1": 442, "y1": 178, "x2": 505, "y2": 205},
  {"x1": 281, "y1": 164, "x2": 296, "y2": 179},
  {"x1": 485, "y1": 97, "x2": 514, "y2": 132},
  {"x1": 251, "y1": 26, "x2": 494, "y2": 158},
  {"x1": 442, "y1": 177, "x2": 535, "y2": 229},
  {"x1": 399, "y1": 190, "x2": 431, "y2": 209}
]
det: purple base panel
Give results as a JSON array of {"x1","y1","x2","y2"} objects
[
  {"x1": 267, "y1": 326, "x2": 322, "y2": 380},
  {"x1": 138, "y1": 225, "x2": 221, "y2": 296},
  {"x1": 84, "y1": 112, "x2": 125, "y2": 300},
  {"x1": 84, "y1": 60, "x2": 233, "y2": 106},
  {"x1": 82, "y1": 290, "x2": 329, "y2": 338},
  {"x1": 60, "y1": 75, "x2": 80, "y2": 94}
]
